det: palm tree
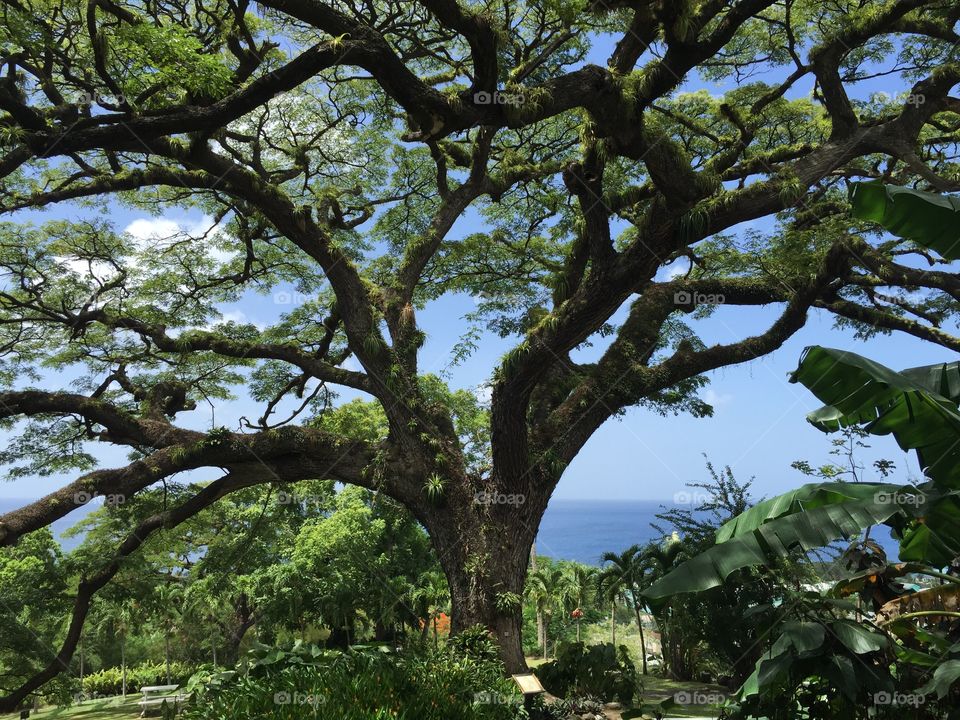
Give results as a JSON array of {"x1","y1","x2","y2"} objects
[
  {"x1": 563, "y1": 564, "x2": 597, "y2": 642},
  {"x1": 94, "y1": 600, "x2": 136, "y2": 699},
  {"x1": 639, "y1": 536, "x2": 689, "y2": 678},
  {"x1": 525, "y1": 566, "x2": 566, "y2": 660},
  {"x1": 185, "y1": 589, "x2": 230, "y2": 667},
  {"x1": 408, "y1": 570, "x2": 449, "y2": 645},
  {"x1": 152, "y1": 583, "x2": 182, "y2": 684},
  {"x1": 598, "y1": 545, "x2": 650, "y2": 674}
]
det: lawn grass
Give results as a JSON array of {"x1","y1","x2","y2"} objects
[
  {"x1": 0, "y1": 697, "x2": 141, "y2": 720},
  {"x1": 1, "y1": 681, "x2": 726, "y2": 720},
  {"x1": 632, "y1": 675, "x2": 728, "y2": 718}
]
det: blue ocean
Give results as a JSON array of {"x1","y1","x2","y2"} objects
[
  {"x1": 536, "y1": 499, "x2": 902, "y2": 566},
  {"x1": 0, "y1": 497, "x2": 900, "y2": 562}
]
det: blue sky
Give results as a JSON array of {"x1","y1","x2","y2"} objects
[{"x1": 1, "y1": 31, "x2": 955, "y2": 506}]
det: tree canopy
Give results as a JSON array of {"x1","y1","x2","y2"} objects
[{"x1": 0, "y1": 0, "x2": 959, "y2": 705}]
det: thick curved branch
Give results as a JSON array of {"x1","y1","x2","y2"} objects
[
  {"x1": 0, "y1": 424, "x2": 385, "y2": 546},
  {"x1": 0, "y1": 391, "x2": 192, "y2": 446},
  {"x1": 819, "y1": 298, "x2": 960, "y2": 352}
]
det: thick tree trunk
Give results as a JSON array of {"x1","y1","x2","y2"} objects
[
  {"x1": 425, "y1": 490, "x2": 543, "y2": 675},
  {"x1": 446, "y1": 560, "x2": 528, "y2": 674}
]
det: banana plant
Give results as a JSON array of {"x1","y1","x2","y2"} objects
[
  {"x1": 645, "y1": 346, "x2": 960, "y2": 602},
  {"x1": 849, "y1": 181, "x2": 960, "y2": 260}
]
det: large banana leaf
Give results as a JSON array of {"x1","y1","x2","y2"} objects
[
  {"x1": 643, "y1": 495, "x2": 904, "y2": 599},
  {"x1": 716, "y1": 482, "x2": 895, "y2": 543},
  {"x1": 897, "y1": 494, "x2": 960, "y2": 566},
  {"x1": 849, "y1": 181, "x2": 960, "y2": 259},
  {"x1": 790, "y1": 346, "x2": 960, "y2": 488}
]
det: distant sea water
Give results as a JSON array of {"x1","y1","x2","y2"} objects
[
  {"x1": 535, "y1": 498, "x2": 902, "y2": 566},
  {"x1": 0, "y1": 498, "x2": 95, "y2": 551},
  {"x1": 1, "y1": 497, "x2": 900, "y2": 562},
  {"x1": 536, "y1": 499, "x2": 669, "y2": 566}
]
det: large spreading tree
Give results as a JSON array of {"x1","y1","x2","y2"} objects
[{"x1": 1, "y1": 0, "x2": 959, "y2": 707}]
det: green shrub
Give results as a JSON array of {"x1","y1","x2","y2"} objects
[
  {"x1": 183, "y1": 642, "x2": 526, "y2": 720},
  {"x1": 81, "y1": 661, "x2": 195, "y2": 697},
  {"x1": 541, "y1": 695, "x2": 604, "y2": 720},
  {"x1": 41, "y1": 673, "x2": 80, "y2": 708},
  {"x1": 536, "y1": 642, "x2": 638, "y2": 704},
  {"x1": 448, "y1": 625, "x2": 501, "y2": 664}
]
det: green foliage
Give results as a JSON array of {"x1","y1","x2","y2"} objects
[
  {"x1": 791, "y1": 346, "x2": 960, "y2": 489},
  {"x1": 647, "y1": 342, "x2": 960, "y2": 718},
  {"x1": 0, "y1": 529, "x2": 69, "y2": 694},
  {"x1": 82, "y1": 662, "x2": 195, "y2": 698},
  {"x1": 447, "y1": 625, "x2": 502, "y2": 665},
  {"x1": 850, "y1": 182, "x2": 960, "y2": 259},
  {"x1": 183, "y1": 644, "x2": 525, "y2": 720},
  {"x1": 536, "y1": 642, "x2": 638, "y2": 704}
]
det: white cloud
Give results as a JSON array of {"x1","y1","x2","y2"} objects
[
  {"x1": 123, "y1": 214, "x2": 235, "y2": 265},
  {"x1": 123, "y1": 217, "x2": 184, "y2": 242},
  {"x1": 60, "y1": 213, "x2": 239, "y2": 282},
  {"x1": 704, "y1": 388, "x2": 733, "y2": 408}
]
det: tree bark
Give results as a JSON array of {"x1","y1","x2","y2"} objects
[{"x1": 425, "y1": 491, "x2": 543, "y2": 675}]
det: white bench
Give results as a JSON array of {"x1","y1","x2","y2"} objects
[{"x1": 138, "y1": 685, "x2": 189, "y2": 717}]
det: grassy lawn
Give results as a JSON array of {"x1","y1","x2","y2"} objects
[
  {"x1": 1, "y1": 697, "x2": 141, "y2": 720},
  {"x1": 631, "y1": 676, "x2": 728, "y2": 718},
  {"x1": 0, "y1": 681, "x2": 726, "y2": 720},
  {"x1": 526, "y1": 650, "x2": 725, "y2": 719}
]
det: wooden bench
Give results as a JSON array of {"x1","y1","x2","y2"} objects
[{"x1": 138, "y1": 685, "x2": 190, "y2": 717}]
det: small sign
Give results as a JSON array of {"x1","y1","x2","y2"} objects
[{"x1": 511, "y1": 673, "x2": 546, "y2": 696}]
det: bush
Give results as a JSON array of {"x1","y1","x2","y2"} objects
[
  {"x1": 448, "y1": 625, "x2": 502, "y2": 664},
  {"x1": 541, "y1": 695, "x2": 605, "y2": 720},
  {"x1": 41, "y1": 673, "x2": 80, "y2": 708},
  {"x1": 536, "y1": 642, "x2": 638, "y2": 704},
  {"x1": 81, "y1": 661, "x2": 195, "y2": 697},
  {"x1": 183, "y1": 642, "x2": 527, "y2": 720}
]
